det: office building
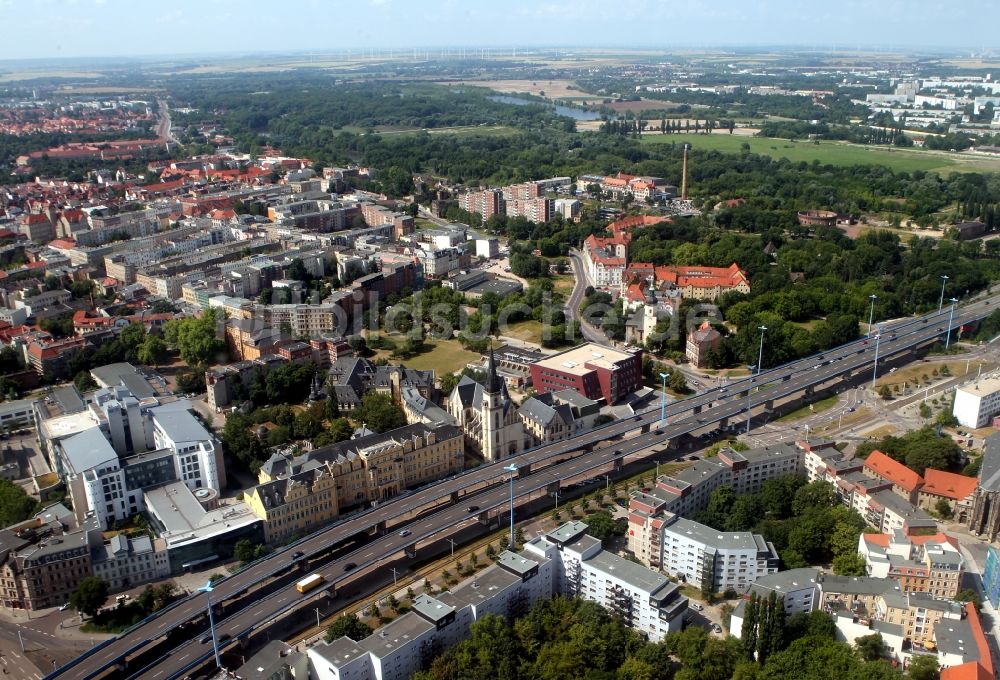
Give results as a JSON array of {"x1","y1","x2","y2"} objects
[{"x1": 529, "y1": 342, "x2": 642, "y2": 405}]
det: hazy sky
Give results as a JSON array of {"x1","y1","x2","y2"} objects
[{"x1": 0, "y1": 0, "x2": 997, "y2": 61}]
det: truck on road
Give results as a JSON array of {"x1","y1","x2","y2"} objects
[{"x1": 296, "y1": 573, "x2": 324, "y2": 593}]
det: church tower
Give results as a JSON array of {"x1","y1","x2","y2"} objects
[{"x1": 481, "y1": 345, "x2": 505, "y2": 460}]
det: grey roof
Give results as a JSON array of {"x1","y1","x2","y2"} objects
[
  {"x1": 749, "y1": 568, "x2": 821, "y2": 597},
  {"x1": 295, "y1": 422, "x2": 462, "y2": 472},
  {"x1": 518, "y1": 397, "x2": 570, "y2": 428},
  {"x1": 149, "y1": 404, "x2": 211, "y2": 443},
  {"x1": 51, "y1": 385, "x2": 85, "y2": 414},
  {"x1": 496, "y1": 550, "x2": 540, "y2": 576},
  {"x1": 312, "y1": 637, "x2": 367, "y2": 669},
  {"x1": 869, "y1": 489, "x2": 935, "y2": 525},
  {"x1": 90, "y1": 363, "x2": 155, "y2": 400},
  {"x1": 979, "y1": 433, "x2": 1000, "y2": 492},
  {"x1": 411, "y1": 593, "x2": 455, "y2": 624},
  {"x1": 584, "y1": 549, "x2": 673, "y2": 595},
  {"x1": 549, "y1": 388, "x2": 600, "y2": 412},
  {"x1": 60, "y1": 427, "x2": 117, "y2": 474},
  {"x1": 546, "y1": 521, "x2": 589, "y2": 545},
  {"x1": 0, "y1": 399, "x2": 34, "y2": 418},
  {"x1": 144, "y1": 482, "x2": 208, "y2": 534},
  {"x1": 492, "y1": 344, "x2": 547, "y2": 365},
  {"x1": 358, "y1": 611, "x2": 434, "y2": 659},
  {"x1": 233, "y1": 641, "x2": 307, "y2": 680},
  {"x1": 401, "y1": 386, "x2": 454, "y2": 425},
  {"x1": 467, "y1": 279, "x2": 523, "y2": 297},
  {"x1": 819, "y1": 574, "x2": 898, "y2": 597},
  {"x1": 933, "y1": 617, "x2": 983, "y2": 664},
  {"x1": 664, "y1": 517, "x2": 773, "y2": 552}
]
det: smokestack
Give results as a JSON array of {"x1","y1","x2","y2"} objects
[{"x1": 681, "y1": 144, "x2": 689, "y2": 200}]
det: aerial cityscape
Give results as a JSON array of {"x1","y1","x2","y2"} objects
[{"x1": 3, "y1": 3, "x2": 1000, "y2": 680}]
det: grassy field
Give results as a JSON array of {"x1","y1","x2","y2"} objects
[
  {"x1": 776, "y1": 394, "x2": 840, "y2": 422},
  {"x1": 376, "y1": 125, "x2": 517, "y2": 138},
  {"x1": 550, "y1": 275, "x2": 576, "y2": 297},
  {"x1": 399, "y1": 339, "x2": 481, "y2": 375},
  {"x1": 504, "y1": 320, "x2": 544, "y2": 344},
  {"x1": 640, "y1": 133, "x2": 1000, "y2": 174},
  {"x1": 875, "y1": 360, "x2": 994, "y2": 391}
]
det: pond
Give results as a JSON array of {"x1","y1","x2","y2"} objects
[{"x1": 488, "y1": 94, "x2": 601, "y2": 121}]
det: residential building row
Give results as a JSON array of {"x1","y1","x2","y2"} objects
[
  {"x1": 730, "y1": 568, "x2": 992, "y2": 678},
  {"x1": 0, "y1": 504, "x2": 170, "y2": 612},
  {"x1": 309, "y1": 521, "x2": 688, "y2": 680},
  {"x1": 247, "y1": 422, "x2": 464, "y2": 543}
]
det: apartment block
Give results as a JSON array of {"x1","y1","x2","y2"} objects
[
  {"x1": 249, "y1": 423, "x2": 463, "y2": 541},
  {"x1": 952, "y1": 375, "x2": 1000, "y2": 429},
  {"x1": 458, "y1": 189, "x2": 503, "y2": 221},
  {"x1": 859, "y1": 530, "x2": 963, "y2": 598},
  {"x1": 655, "y1": 514, "x2": 779, "y2": 593},
  {"x1": 628, "y1": 444, "x2": 803, "y2": 567},
  {"x1": 309, "y1": 521, "x2": 686, "y2": 680}
]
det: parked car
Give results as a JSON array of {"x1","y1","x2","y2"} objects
[{"x1": 690, "y1": 602, "x2": 704, "y2": 611}]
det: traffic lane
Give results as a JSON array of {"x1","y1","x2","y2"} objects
[{"x1": 1, "y1": 650, "x2": 42, "y2": 679}]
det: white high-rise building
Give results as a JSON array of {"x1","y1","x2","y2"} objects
[
  {"x1": 953, "y1": 376, "x2": 1000, "y2": 429},
  {"x1": 656, "y1": 514, "x2": 780, "y2": 593}
]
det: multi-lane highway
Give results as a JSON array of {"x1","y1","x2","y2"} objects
[{"x1": 49, "y1": 294, "x2": 998, "y2": 680}]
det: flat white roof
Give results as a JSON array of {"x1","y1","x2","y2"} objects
[
  {"x1": 533, "y1": 343, "x2": 635, "y2": 376},
  {"x1": 957, "y1": 375, "x2": 1000, "y2": 398}
]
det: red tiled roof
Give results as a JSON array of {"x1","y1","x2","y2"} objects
[
  {"x1": 49, "y1": 238, "x2": 76, "y2": 249},
  {"x1": 861, "y1": 533, "x2": 890, "y2": 547},
  {"x1": 921, "y1": 469, "x2": 977, "y2": 501},
  {"x1": 941, "y1": 662, "x2": 993, "y2": 680},
  {"x1": 864, "y1": 451, "x2": 923, "y2": 493},
  {"x1": 940, "y1": 604, "x2": 994, "y2": 680}
]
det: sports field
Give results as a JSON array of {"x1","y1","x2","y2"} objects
[{"x1": 640, "y1": 133, "x2": 1000, "y2": 174}]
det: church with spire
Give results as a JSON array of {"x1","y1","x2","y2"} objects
[{"x1": 446, "y1": 345, "x2": 526, "y2": 462}]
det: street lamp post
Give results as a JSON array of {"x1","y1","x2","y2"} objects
[
  {"x1": 946, "y1": 298, "x2": 958, "y2": 349},
  {"x1": 659, "y1": 372, "x2": 669, "y2": 425},
  {"x1": 745, "y1": 368, "x2": 756, "y2": 435},
  {"x1": 504, "y1": 463, "x2": 518, "y2": 549},
  {"x1": 315, "y1": 607, "x2": 321, "y2": 629},
  {"x1": 756, "y1": 326, "x2": 768, "y2": 375},
  {"x1": 197, "y1": 581, "x2": 221, "y2": 669},
  {"x1": 871, "y1": 330, "x2": 882, "y2": 389},
  {"x1": 446, "y1": 538, "x2": 456, "y2": 557},
  {"x1": 867, "y1": 294, "x2": 877, "y2": 338},
  {"x1": 939, "y1": 275, "x2": 950, "y2": 311}
]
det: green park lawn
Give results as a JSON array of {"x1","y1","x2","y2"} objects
[
  {"x1": 639, "y1": 133, "x2": 1000, "y2": 174},
  {"x1": 775, "y1": 394, "x2": 841, "y2": 422},
  {"x1": 400, "y1": 339, "x2": 482, "y2": 375}
]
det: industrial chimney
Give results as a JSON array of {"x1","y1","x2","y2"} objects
[{"x1": 681, "y1": 144, "x2": 689, "y2": 200}]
